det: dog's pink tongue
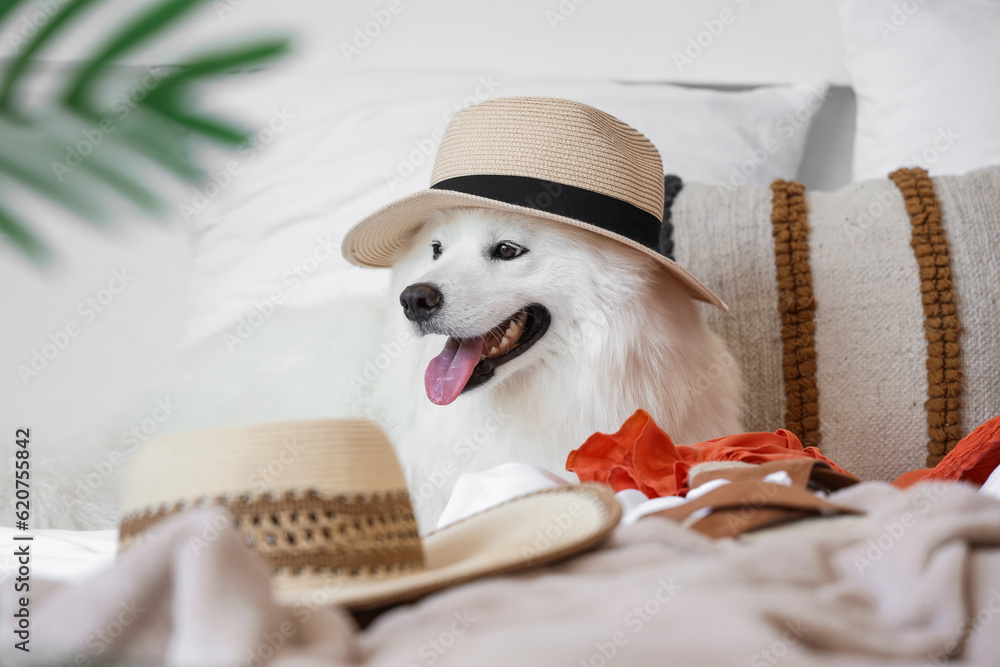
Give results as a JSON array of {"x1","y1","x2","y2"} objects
[{"x1": 425, "y1": 337, "x2": 484, "y2": 406}]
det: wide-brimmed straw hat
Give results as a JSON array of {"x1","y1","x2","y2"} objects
[
  {"x1": 119, "y1": 419, "x2": 621, "y2": 610},
  {"x1": 341, "y1": 96, "x2": 727, "y2": 311}
]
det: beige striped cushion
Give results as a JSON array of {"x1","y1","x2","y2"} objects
[{"x1": 672, "y1": 165, "x2": 1000, "y2": 482}]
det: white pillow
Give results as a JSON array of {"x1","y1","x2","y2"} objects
[
  {"x1": 838, "y1": 0, "x2": 1000, "y2": 181},
  {"x1": 183, "y1": 63, "x2": 827, "y2": 345}
]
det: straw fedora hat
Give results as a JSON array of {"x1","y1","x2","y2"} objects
[
  {"x1": 119, "y1": 419, "x2": 621, "y2": 610},
  {"x1": 341, "y1": 96, "x2": 727, "y2": 311}
]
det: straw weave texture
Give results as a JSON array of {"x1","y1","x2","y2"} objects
[
  {"x1": 341, "y1": 96, "x2": 728, "y2": 310},
  {"x1": 120, "y1": 489, "x2": 424, "y2": 577},
  {"x1": 121, "y1": 419, "x2": 409, "y2": 516},
  {"x1": 431, "y1": 97, "x2": 665, "y2": 219}
]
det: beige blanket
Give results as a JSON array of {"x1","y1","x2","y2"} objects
[{"x1": 3, "y1": 482, "x2": 999, "y2": 666}]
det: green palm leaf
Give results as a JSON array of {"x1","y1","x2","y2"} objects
[
  {"x1": 0, "y1": 149, "x2": 103, "y2": 220},
  {"x1": 63, "y1": 0, "x2": 205, "y2": 112},
  {"x1": 0, "y1": 203, "x2": 49, "y2": 264},
  {"x1": 144, "y1": 106, "x2": 249, "y2": 144},
  {"x1": 147, "y1": 40, "x2": 290, "y2": 90},
  {"x1": 78, "y1": 157, "x2": 165, "y2": 215},
  {"x1": 0, "y1": 0, "x2": 30, "y2": 25},
  {"x1": 0, "y1": 0, "x2": 291, "y2": 265},
  {"x1": 0, "y1": 0, "x2": 101, "y2": 112}
]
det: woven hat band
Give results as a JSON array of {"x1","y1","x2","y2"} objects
[
  {"x1": 431, "y1": 175, "x2": 662, "y2": 251},
  {"x1": 120, "y1": 489, "x2": 424, "y2": 578}
]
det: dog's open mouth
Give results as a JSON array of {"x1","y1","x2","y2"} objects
[{"x1": 424, "y1": 304, "x2": 551, "y2": 405}]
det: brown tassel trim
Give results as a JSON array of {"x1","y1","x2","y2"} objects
[
  {"x1": 770, "y1": 180, "x2": 821, "y2": 448},
  {"x1": 889, "y1": 167, "x2": 963, "y2": 467},
  {"x1": 120, "y1": 489, "x2": 424, "y2": 576}
]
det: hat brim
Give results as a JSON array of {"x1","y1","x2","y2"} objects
[
  {"x1": 272, "y1": 483, "x2": 620, "y2": 610},
  {"x1": 341, "y1": 189, "x2": 728, "y2": 312}
]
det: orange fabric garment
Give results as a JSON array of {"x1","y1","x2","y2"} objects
[
  {"x1": 892, "y1": 414, "x2": 1000, "y2": 489},
  {"x1": 565, "y1": 409, "x2": 852, "y2": 498}
]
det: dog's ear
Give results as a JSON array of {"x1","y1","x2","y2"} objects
[{"x1": 658, "y1": 175, "x2": 683, "y2": 261}]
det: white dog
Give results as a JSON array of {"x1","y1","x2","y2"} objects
[{"x1": 370, "y1": 207, "x2": 743, "y2": 530}]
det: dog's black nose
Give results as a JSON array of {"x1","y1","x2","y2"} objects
[{"x1": 399, "y1": 283, "x2": 442, "y2": 322}]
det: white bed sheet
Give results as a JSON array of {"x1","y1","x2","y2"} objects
[
  {"x1": 1, "y1": 528, "x2": 117, "y2": 584},
  {"x1": 5, "y1": 467, "x2": 998, "y2": 587}
]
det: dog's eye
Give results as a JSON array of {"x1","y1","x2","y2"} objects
[
  {"x1": 492, "y1": 241, "x2": 527, "y2": 261},
  {"x1": 431, "y1": 241, "x2": 442, "y2": 260}
]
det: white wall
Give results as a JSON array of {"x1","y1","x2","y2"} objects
[{"x1": 2, "y1": 0, "x2": 850, "y2": 85}]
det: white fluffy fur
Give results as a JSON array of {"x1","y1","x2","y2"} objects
[{"x1": 371, "y1": 208, "x2": 743, "y2": 531}]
